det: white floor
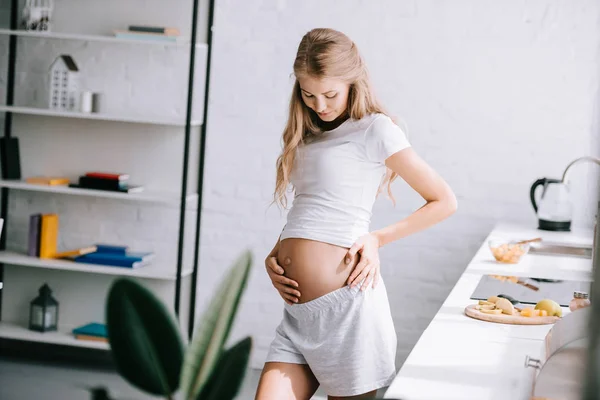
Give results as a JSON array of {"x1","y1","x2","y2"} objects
[{"x1": 0, "y1": 356, "x2": 337, "y2": 400}]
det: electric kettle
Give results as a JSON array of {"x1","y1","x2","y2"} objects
[
  {"x1": 530, "y1": 156, "x2": 600, "y2": 232},
  {"x1": 530, "y1": 178, "x2": 572, "y2": 231}
]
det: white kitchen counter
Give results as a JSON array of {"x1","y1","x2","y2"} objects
[{"x1": 384, "y1": 222, "x2": 594, "y2": 400}]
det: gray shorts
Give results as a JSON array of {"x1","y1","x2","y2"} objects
[{"x1": 265, "y1": 277, "x2": 398, "y2": 397}]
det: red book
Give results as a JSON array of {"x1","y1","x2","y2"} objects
[{"x1": 85, "y1": 172, "x2": 129, "y2": 181}]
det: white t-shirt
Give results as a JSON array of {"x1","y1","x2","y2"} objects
[{"x1": 280, "y1": 113, "x2": 411, "y2": 248}]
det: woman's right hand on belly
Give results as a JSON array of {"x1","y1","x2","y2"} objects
[{"x1": 265, "y1": 254, "x2": 301, "y2": 305}]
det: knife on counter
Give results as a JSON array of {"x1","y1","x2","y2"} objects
[{"x1": 489, "y1": 274, "x2": 540, "y2": 291}]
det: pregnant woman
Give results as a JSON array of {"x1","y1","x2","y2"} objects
[{"x1": 255, "y1": 28, "x2": 457, "y2": 400}]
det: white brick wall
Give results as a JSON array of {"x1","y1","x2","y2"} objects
[{"x1": 201, "y1": 0, "x2": 600, "y2": 370}]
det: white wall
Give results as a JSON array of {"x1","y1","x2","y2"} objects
[{"x1": 199, "y1": 0, "x2": 600, "y2": 369}]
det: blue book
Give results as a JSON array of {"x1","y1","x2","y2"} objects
[
  {"x1": 72, "y1": 322, "x2": 107, "y2": 338},
  {"x1": 95, "y1": 244, "x2": 128, "y2": 254},
  {"x1": 74, "y1": 251, "x2": 154, "y2": 268}
]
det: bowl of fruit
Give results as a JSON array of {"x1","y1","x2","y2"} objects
[{"x1": 488, "y1": 238, "x2": 541, "y2": 264}]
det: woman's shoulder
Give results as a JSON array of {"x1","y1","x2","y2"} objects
[
  {"x1": 356, "y1": 112, "x2": 391, "y2": 125},
  {"x1": 350, "y1": 113, "x2": 394, "y2": 132}
]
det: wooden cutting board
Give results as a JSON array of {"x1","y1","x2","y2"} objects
[{"x1": 464, "y1": 304, "x2": 560, "y2": 325}]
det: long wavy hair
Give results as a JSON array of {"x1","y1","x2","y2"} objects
[{"x1": 273, "y1": 28, "x2": 401, "y2": 209}]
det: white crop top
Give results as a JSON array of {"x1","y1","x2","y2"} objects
[{"x1": 280, "y1": 113, "x2": 411, "y2": 248}]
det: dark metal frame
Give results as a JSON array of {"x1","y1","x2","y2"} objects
[
  {"x1": 0, "y1": 0, "x2": 214, "y2": 339},
  {"x1": 187, "y1": 0, "x2": 215, "y2": 338},
  {"x1": 0, "y1": 0, "x2": 20, "y2": 320}
]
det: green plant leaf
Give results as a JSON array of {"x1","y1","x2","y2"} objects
[
  {"x1": 197, "y1": 337, "x2": 252, "y2": 400},
  {"x1": 106, "y1": 278, "x2": 184, "y2": 396},
  {"x1": 180, "y1": 250, "x2": 253, "y2": 400}
]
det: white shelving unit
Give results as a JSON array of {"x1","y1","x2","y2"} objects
[
  {"x1": 0, "y1": 105, "x2": 203, "y2": 126},
  {"x1": 0, "y1": 180, "x2": 198, "y2": 206},
  {"x1": 0, "y1": 28, "x2": 208, "y2": 49},
  {"x1": 0, "y1": 321, "x2": 109, "y2": 350},
  {"x1": 0, "y1": 2, "x2": 208, "y2": 350},
  {"x1": 0, "y1": 251, "x2": 193, "y2": 280}
]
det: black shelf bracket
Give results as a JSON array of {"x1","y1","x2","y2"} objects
[
  {"x1": 0, "y1": 0, "x2": 21, "y2": 321},
  {"x1": 187, "y1": 0, "x2": 215, "y2": 339}
]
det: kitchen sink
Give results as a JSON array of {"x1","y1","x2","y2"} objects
[{"x1": 529, "y1": 242, "x2": 593, "y2": 259}]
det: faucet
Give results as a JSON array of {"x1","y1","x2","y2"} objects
[{"x1": 561, "y1": 156, "x2": 600, "y2": 183}]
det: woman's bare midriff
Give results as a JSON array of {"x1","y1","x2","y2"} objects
[{"x1": 277, "y1": 238, "x2": 360, "y2": 304}]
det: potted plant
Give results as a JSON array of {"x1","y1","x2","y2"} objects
[{"x1": 105, "y1": 250, "x2": 253, "y2": 400}]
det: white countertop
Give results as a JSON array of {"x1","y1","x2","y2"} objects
[{"x1": 384, "y1": 222, "x2": 594, "y2": 400}]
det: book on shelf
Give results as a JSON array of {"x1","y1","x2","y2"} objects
[
  {"x1": 94, "y1": 244, "x2": 128, "y2": 255},
  {"x1": 74, "y1": 334, "x2": 108, "y2": 343},
  {"x1": 72, "y1": 322, "x2": 107, "y2": 342},
  {"x1": 127, "y1": 25, "x2": 180, "y2": 36},
  {"x1": 68, "y1": 183, "x2": 144, "y2": 194},
  {"x1": 78, "y1": 176, "x2": 128, "y2": 191},
  {"x1": 113, "y1": 30, "x2": 183, "y2": 43},
  {"x1": 39, "y1": 214, "x2": 58, "y2": 259},
  {"x1": 0, "y1": 137, "x2": 21, "y2": 180},
  {"x1": 54, "y1": 246, "x2": 97, "y2": 259},
  {"x1": 27, "y1": 213, "x2": 41, "y2": 257},
  {"x1": 25, "y1": 176, "x2": 70, "y2": 186},
  {"x1": 84, "y1": 172, "x2": 130, "y2": 181},
  {"x1": 74, "y1": 253, "x2": 152, "y2": 268},
  {"x1": 72, "y1": 245, "x2": 155, "y2": 269}
]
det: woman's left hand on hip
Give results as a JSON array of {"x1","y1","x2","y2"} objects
[{"x1": 345, "y1": 233, "x2": 381, "y2": 290}]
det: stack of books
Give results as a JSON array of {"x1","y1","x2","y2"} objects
[
  {"x1": 72, "y1": 244, "x2": 155, "y2": 269},
  {"x1": 113, "y1": 25, "x2": 182, "y2": 43},
  {"x1": 72, "y1": 322, "x2": 108, "y2": 343},
  {"x1": 69, "y1": 171, "x2": 144, "y2": 194}
]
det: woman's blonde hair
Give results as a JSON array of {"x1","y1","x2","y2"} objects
[{"x1": 273, "y1": 28, "x2": 400, "y2": 209}]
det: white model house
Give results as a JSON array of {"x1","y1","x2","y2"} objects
[{"x1": 49, "y1": 55, "x2": 79, "y2": 111}]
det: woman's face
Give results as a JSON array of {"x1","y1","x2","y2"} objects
[{"x1": 297, "y1": 76, "x2": 350, "y2": 122}]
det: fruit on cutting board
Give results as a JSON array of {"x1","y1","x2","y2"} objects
[
  {"x1": 520, "y1": 307, "x2": 547, "y2": 317},
  {"x1": 474, "y1": 297, "x2": 517, "y2": 315},
  {"x1": 475, "y1": 296, "x2": 562, "y2": 318},
  {"x1": 480, "y1": 309, "x2": 503, "y2": 315},
  {"x1": 520, "y1": 307, "x2": 534, "y2": 317},
  {"x1": 535, "y1": 299, "x2": 562, "y2": 317},
  {"x1": 495, "y1": 298, "x2": 516, "y2": 315},
  {"x1": 472, "y1": 295, "x2": 555, "y2": 318}
]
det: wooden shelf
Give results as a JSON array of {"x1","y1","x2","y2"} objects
[
  {"x1": 0, "y1": 251, "x2": 193, "y2": 280},
  {"x1": 0, "y1": 180, "x2": 198, "y2": 206},
  {"x1": 0, "y1": 321, "x2": 109, "y2": 350},
  {"x1": 0, "y1": 28, "x2": 208, "y2": 49},
  {"x1": 0, "y1": 105, "x2": 202, "y2": 126}
]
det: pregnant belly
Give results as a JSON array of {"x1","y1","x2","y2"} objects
[{"x1": 277, "y1": 238, "x2": 359, "y2": 304}]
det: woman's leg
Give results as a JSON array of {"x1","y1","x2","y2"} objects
[
  {"x1": 328, "y1": 389, "x2": 377, "y2": 400},
  {"x1": 254, "y1": 361, "x2": 320, "y2": 400}
]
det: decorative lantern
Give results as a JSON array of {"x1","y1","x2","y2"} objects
[{"x1": 29, "y1": 283, "x2": 58, "y2": 332}]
